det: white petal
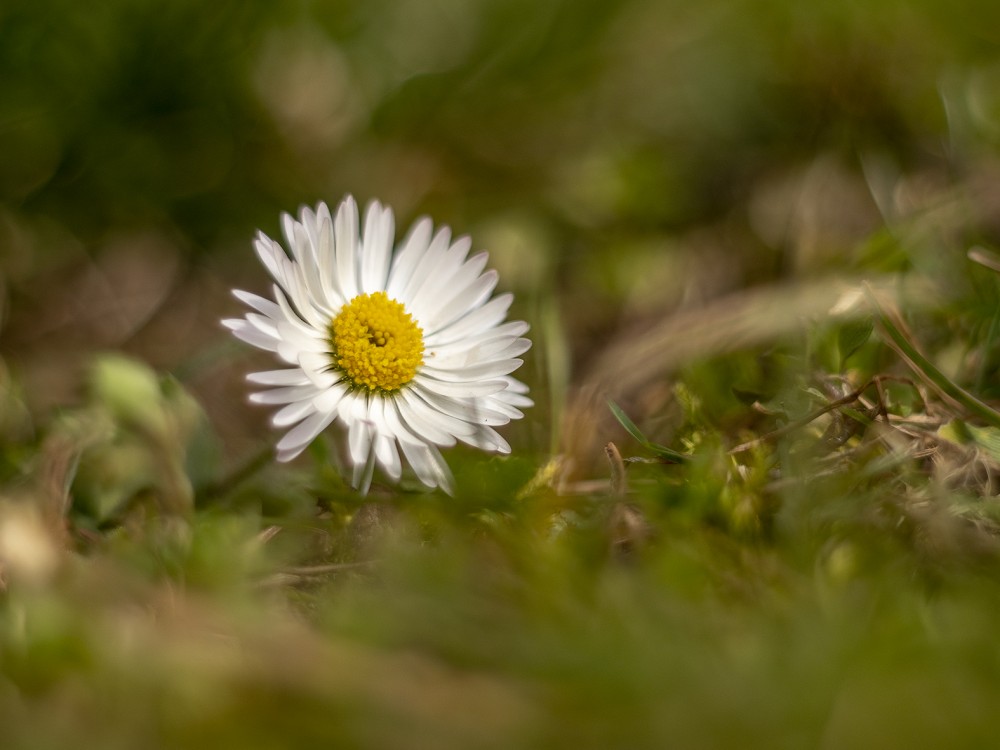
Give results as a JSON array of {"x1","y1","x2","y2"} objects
[
  {"x1": 417, "y1": 259, "x2": 496, "y2": 334},
  {"x1": 361, "y1": 200, "x2": 394, "y2": 294},
  {"x1": 225, "y1": 320, "x2": 280, "y2": 352},
  {"x1": 382, "y1": 396, "x2": 425, "y2": 445},
  {"x1": 412, "y1": 373, "x2": 508, "y2": 398},
  {"x1": 272, "y1": 399, "x2": 316, "y2": 428},
  {"x1": 250, "y1": 385, "x2": 318, "y2": 405},
  {"x1": 347, "y1": 398, "x2": 375, "y2": 466},
  {"x1": 295, "y1": 208, "x2": 319, "y2": 268},
  {"x1": 492, "y1": 376, "x2": 533, "y2": 408},
  {"x1": 426, "y1": 444, "x2": 455, "y2": 494},
  {"x1": 312, "y1": 382, "x2": 348, "y2": 413},
  {"x1": 233, "y1": 289, "x2": 282, "y2": 319},
  {"x1": 274, "y1": 314, "x2": 326, "y2": 349},
  {"x1": 336, "y1": 390, "x2": 361, "y2": 424},
  {"x1": 298, "y1": 351, "x2": 337, "y2": 389},
  {"x1": 395, "y1": 391, "x2": 457, "y2": 446},
  {"x1": 245, "y1": 312, "x2": 280, "y2": 338},
  {"x1": 500, "y1": 375, "x2": 530, "y2": 394},
  {"x1": 426, "y1": 336, "x2": 531, "y2": 370},
  {"x1": 353, "y1": 451, "x2": 375, "y2": 494},
  {"x1": 428, "y1": 251, "x2": 491, "y2": 311},
  {"x1": 310, "y1": 205, "x2": 337, "y2": 303},
  {"x1": 421, "y1": 358, "x2": 523, "y2": 382},
  {"x1": 413, "y1": 383, "x2": 511, "y2": 427},
  {"x1": 334, "y1": 195, "x2": 360, "y2": 301},
  {"x1": 298, "y1": 205, "x2": 322, "y2": 265},
  {"x1": 247, "y1": 369, "x2": 311, "y2": 387},
  {"x1": 275, "y1": 409, "x2": 338, "y2": 460},
  {"x1": 457, "y1": 425, "x2": 510, "y2": 453},
  {"x1": 500, "y1": 393, "x2": 533, "y2": 408},
  {"x1": 291, "y1": 221, "x2": 330, "y2": 315},
  {"x1": 280, "y1": 212, "x2": 298, "y2": 258},
  {"x1": 397, "y1": 225, "x2": 451, "y2": 305},
  {"x1": 386, "y1": 217, "x2": 434, "y2": 299},
  {"x1": 400, "y1": 389, "x2": 475, "y2": 439},
  {"x1": 487, "y1": 430, "x2": 512, "y2": 454},
  {"x1": 426, "y1": 293, "x2": 513, "y2": 346},
  {"x1": 276, "y1": 252, "x2": 329, "y2": 330},
  {"x1": 398, "y1": 440, "x2": 436, "y2": 488},
  {"x1": 419, "y1": 268, "x2": 498, "y2": 335},
  {"x1": 406, "y1": 237, "x2": 474, "y2": 317},
  {"x1": 425, "y1": 320, "x2": 529, "y2": 353},
  {"x1": 276, "y1": 334, "x2": 326, "y2": 366},
  {"x1": 262, "y1": 240, "x2": 303, "y2": 309},
  {"x1": 315, "y1": 202, "x2": 333, "y2": 236},
  {"x1": 374, "y1": 433, "x2": 401, "y2": 481},
  {"x1": 254, "y1": 233, "x2": 286, "y2": 283},
  {"x1": 406, "y1": 237, "x2": 474, "y2": 324},
  {"x1": 398, "y1": 441, "x2": 454, "y2": 493},
  {"x1": 366, "y1": 399, "x2": 402, "y2": 482},
  {"x1": 482, "y1": 398, "x2": 527, "y2": 420},
  {"x1": 473, "y1": 336, "x2": 532, "y2": 363}
]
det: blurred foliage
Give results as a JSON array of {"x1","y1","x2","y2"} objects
[{"x1": 4, "y1": 0, "x2": 1000, "y2": 747}]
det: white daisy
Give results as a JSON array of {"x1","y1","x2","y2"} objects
[{"x1": 223, "y1": 195, "x2": 532, "y2": 494}]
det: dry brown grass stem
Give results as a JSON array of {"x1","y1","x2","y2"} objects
[
  {"x1": 605, "y1": 442, "x2": 627, "y2": 498},
  {"x1": 561, "y1": 275, "x2": 934, "y2": 476}
]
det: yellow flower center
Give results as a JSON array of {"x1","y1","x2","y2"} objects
[{"x1": 329, "y1": 292, "x2": 424, "y2": 392}]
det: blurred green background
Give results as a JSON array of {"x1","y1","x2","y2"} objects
[
  {"x1": 6, "y1": 0, "x2": 1000, "y2": 427},
  {"x1": 5, "y1": 0, "x2": 1000, "y2": 747}
]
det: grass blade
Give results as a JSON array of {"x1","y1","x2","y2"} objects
[
  {"x1": 866, "y1": 284, "x2": 1000, "y2": 429},
  {"x1": 608, "y1": 400, "x2": 686, "y2": 463}
]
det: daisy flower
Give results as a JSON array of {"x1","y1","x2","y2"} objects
[{"x1": 223, "y1": 196, "x2": 532, "y2": 494}]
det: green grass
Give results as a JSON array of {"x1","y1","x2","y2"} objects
[{"x1": 5, "y1": 0, "x2": 1000, "y2": 747}]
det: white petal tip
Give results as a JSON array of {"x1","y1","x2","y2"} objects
[{"x1": 275, "y1": 449, "x2": 302, "y2": 463}]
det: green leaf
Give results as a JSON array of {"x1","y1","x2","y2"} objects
[
  {"x1": 837, "y1": 317, "x2": 873, "y2": 369},
  {"x1": 608, "y1": 399, "x2": 649, "y2": 446},
  {"x1": 607, "y1": 400, "x2": 686, "y2": 464}
]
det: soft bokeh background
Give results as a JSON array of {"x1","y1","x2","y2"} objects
[
  {"x1": 6, "y1": 0, "x2": 1000, "y2": 460},
  {"x1": 5, "y1": 1, "x2": 1000, "y2": 747}
]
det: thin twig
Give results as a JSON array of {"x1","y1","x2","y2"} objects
[
  {"x1": 605, "y1": 442, "x2": 627, "y2": 498},
  {"x1": 256, "y1": 559, "x2": 379, "y2": 588},
  {"x1": 281, "y1": 561, "x2": 379, "y2": 575},
  {"x1": 729, "y1": 382, "x2": 871, "y2": 454}
]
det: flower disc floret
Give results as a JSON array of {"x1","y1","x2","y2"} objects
[{"x1": 330, "y1": 291, "x2": 423, "y2": 392}]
